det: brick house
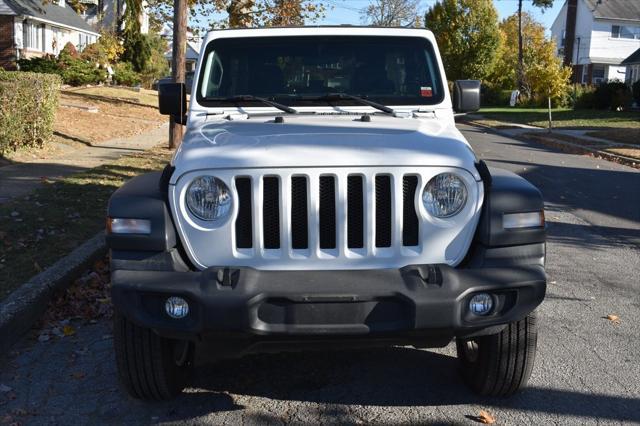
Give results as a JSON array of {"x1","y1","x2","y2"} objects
[{"x1": 0, "y1": 0, "x2": 99, "y2": 69}]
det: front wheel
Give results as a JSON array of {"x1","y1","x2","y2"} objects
[
  {"x1": 456, "y1": 312, "x2": 538, "y2": 397},
  {"x1": 113, "y1": 311, "x2": 194, "y2": 400}
]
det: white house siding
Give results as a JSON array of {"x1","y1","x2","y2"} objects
[{"x1": 14, "y1": 17, "x2": 98, "y2": 60}]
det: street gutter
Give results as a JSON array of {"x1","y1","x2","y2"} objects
[{"x1": 0, "y1": 232, "x2": 106, "y2": 354}]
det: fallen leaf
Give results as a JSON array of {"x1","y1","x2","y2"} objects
[
  {"x1": 70, "y1": 372, "x2": 85, "y2": 380},
  {"x1": 477, "y1": 410, "x2": 496, "y2": 424},
  {"x1": 62, "y1": 325, "x2": 76, "y2": 336},
  {"x1": 0, "y1": 383, "x2": 12, "y2": 393},
  {"x1": 606, "y1": 314, "x2": 621, "y2": 325}
]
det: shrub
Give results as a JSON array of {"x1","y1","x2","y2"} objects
[
  {"x1": 59, "y1": 59, "x2": 107, "y2": 86},
  {"x1": 138, "y1": 34, "x2": 169, "y2": 89},
  {"x1": 81, "y1": 32, "x2": 125, "y2": 65},
  {"x1": 594, "y1": 80, "x2": 632, "y2": 110},
  {"x1": 481, "y1": 85, "x2": 514, "y2": 107},
  {"x1": 632, "y1": 80, "x2": 640, "y2": 104},
  {"x1": 17, "y1": 55, "x2": 61, "y2": 74},
  {"x1": 571, "y1": 84, "x2": 597, "y2": 109},
  {"x1": 0, "y1": 71, "x2": 61, "y2": 154},
  {"x1": 113, "y1": 62, "x2": 141, "y2": 86}
]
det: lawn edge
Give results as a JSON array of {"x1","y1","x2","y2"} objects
[
  {"x1": 0, "y1": 232, "x2": 106, "y2": 354},
  {"x1": 462, "y1": 119, "x2": 640, "y2": 169}
]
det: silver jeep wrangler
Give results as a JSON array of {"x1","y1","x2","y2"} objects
[{"x1": 106, "y1": 27, "x2": 546, "y2": 400}]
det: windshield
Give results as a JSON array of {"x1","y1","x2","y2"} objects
[{"x1": 196, "y1": 35, "x2": 444, "y2": 108}]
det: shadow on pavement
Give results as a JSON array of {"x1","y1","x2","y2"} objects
[{"x1": 142, "y1": 347, "x2": 640, "y2": 423}]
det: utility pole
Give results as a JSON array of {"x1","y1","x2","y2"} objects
[{"x1": 169, "y1": 0, "x2": 187, "y2": 149}]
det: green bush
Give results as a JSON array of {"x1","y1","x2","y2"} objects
[
  {"x1": 59, "y1": 59, "x2": 107, "y2": 86},
  {"x1": 0, "y1": 71, "x2": 61, "y2": 154},
  {"x1": 594, "y1": 80, "x2": 632, "y2": 110},
  {"x1": 17, "y1": 55, "x2": 61, "y2": 74},
  {"x1": 113, "y1": 62, "x2": 141, "y2": 86},
  {"x1": 571, "y1": 84, "x2": 597, "y2": 109},
  {"x1": 482, "y1": 86, "x2": 514, "y2": 107},
  {"x1": 632, "y1": 80, "x2": 640, "y2": 104}
]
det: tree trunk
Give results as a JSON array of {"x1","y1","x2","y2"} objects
[
  {"x1": 517, "y1": 0, "x2": 524, "y2": 92},
  {"x1": 169, "y1": 0, "x2": 187, "y2": 149}
]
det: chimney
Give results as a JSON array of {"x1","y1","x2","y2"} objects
[{"x1": 563, "y1": 0, "x2": 578, "y2": 66}]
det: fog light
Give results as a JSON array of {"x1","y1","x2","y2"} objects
[
  {"x1": 165, "y1": 297, "x2": 189, "y2": 319},
  {"x1": 469, "y1": 293, "x2": 493, "y2": 316}
]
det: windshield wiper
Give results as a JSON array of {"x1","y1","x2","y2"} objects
[
  {"x1": 213, "y1": 95, "x2": 297, "y2": 114},
  {"x1": 314, "y1": 93, "x2": 395, "y2": 114}
]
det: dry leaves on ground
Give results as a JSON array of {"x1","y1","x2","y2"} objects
[
  {"x1": 470, "y1": 410, "x2": 496, "y2": 424},
  {"x1": 605, "y1": 314, "x2": 621, "y2": 325}
]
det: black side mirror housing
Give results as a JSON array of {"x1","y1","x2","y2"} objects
[
  {"x1": 158, "y1": 82, "x2": 187, "y2": 125},
  {"x1": 453, "y1": 80, "x2": 481, "y2": 113}
]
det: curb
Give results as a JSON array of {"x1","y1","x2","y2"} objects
[
  {"x1": 0, "y1": 232, "x2": 106, "y2": 354},
  {"x1": 463, "y1": 120, "x2": 639, "y2": 169}
]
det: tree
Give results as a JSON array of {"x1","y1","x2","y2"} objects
[
  {"x1": 487, "y1": 12, "x2": 570, "y2": 105},
  {"x1": 424, "y1": 0, "x2": 501, "y2": 81},
  {"x1": 360, "y1": 0, "x2": 421, "y2": 27},
  {"x1": 146, "y1": 0, "x2": 325, "y2": 32},
  {"x1": 517, "y1": 0, "x2": 554, "y2": 90}
]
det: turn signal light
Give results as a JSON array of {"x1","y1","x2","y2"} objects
[
  {"x1": 503, "y1": 211, "x2": 544, "y2": 229},
  {"x1": 106, "y1": 218, "x2": 151, "y2": 234}
]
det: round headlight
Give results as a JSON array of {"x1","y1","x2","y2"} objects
[
  {"x1": 422, "y1": 173, "x2": 467, "y2": 218},
  {"x1": 186, "y1": 176, "x2": 232, "y2": 222}
]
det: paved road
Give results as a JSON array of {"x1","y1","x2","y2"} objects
[{"x1": 1, "y1": 124, "x2": 639, "y2": 425}]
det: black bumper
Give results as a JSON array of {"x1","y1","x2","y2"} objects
[{"x1": 111, "y1": 261, "x2": 546, "y2": 346}]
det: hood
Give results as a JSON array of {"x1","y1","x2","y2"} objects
[{"x1": 170, "y1": 114, "x2": 480, "y2": 183}]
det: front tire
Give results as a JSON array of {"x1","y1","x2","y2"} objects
[
  {"x1": 113, "y1": 311, "x2": 194, "y2": 400},
  {"x1": 456, "y1": 312, "x2": 538, "y2": 397}
]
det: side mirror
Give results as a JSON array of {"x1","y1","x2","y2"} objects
[
  {"x1": 453, "y1": 80, "x2": 481, "y2": 113},
  {"x1": 158, "y1": 82, "x2": 187, "y2": 125}
]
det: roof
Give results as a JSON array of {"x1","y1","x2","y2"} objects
[
  {"x1": 164, "y1": 41, "x2": 200, "y2": 61},
  {"x1": 2, "y1": 0, "x2": 98, "y2": 34},
  {"x1": 583, "y1": 0, "x2": 640, "y2": 23},
  {"x1": 622, "y1": 47, "x2": 640, "y2": 65}
]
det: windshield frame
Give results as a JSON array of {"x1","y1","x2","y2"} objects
[{"x1": 195, "y1": 35, "x2": 446, "y2": 109}]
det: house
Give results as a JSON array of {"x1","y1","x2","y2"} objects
[
  {"x1": 550, "y1": 0, "x2": 640, "y2": 84},
  {"x1": 0, "y1": 0, "x2": 99, "y2": 69},
  {"x1": 77, "y1": 0, "x2": 149, "y2": 35},
  {"x1": 622, "y1": 47, "x2": 640, "y2": 85},
  {"x1": 161, "y1": 26, "x2": 201, "y2": 73}
]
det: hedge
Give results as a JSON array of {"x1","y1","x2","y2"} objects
[{"x1": 0, "y1": 71, "x2": 61, "y2": 154}]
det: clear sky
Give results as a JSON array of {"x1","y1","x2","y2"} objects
[{"x1": 319, "y1": 0, "x2": 565, "y2": 31}]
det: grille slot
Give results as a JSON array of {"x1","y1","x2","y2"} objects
[
  {"x1": 402, "y1": 175, "x2": 420, "y2": 246},
  {"x1": 291, "y1": 176, "x2": 309, "y2": 249},
  {"x1": 263, "y1": 176, "x2": 280, "y2": 249},
  {"x1": 319, "y1": 176, "x2": 336, "y2": 249},
  {"x1": 347, "y1": 175, "x2": 364, "y2": 249},
  {"x1": 234, "y1": 177, "x2": 253, "y2": 249},
  {"x1": 375, "y1": 175, "x2": 392, "y2": 247}
]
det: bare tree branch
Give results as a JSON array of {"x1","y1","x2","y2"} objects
[{"x1": 360, "y1": 0, "x2": 421, "y2": 27}]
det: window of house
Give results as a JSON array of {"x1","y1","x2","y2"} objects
[
  {"x1": 52, "y1": 27, "x2": 61, "y2": 54},
  {"x1": 592, "y1": 64, "x2": 605, "y2": 83},
  {"x1": 560, "y1": 29, "x2": 565, "y2": 47},
  {"x1": 611, "y1": 25, "x2": 640, "y2": 39},
  {"x1": 22, "y1": 22, "x2": 45, "y2": 52}
]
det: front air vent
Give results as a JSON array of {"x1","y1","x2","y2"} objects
[
  {"x1": 263, "y1": 176, "x2": 280, "y2": 249},
  {"x1": 319, "y1": 176, "x2": 336, "y2": 249},
  {"x1": 375, "y1": 175, "x2": 392, "y2": 247},
  {"x1": 347, "y1": 175, "x2": 364, "y2": 249},
  {"x1": 234, "y1": 177, "x2": 253, "y2": 249},
  {"x1": 291, "y1": 176, "x2": 308, "y2": 249},
  {"x1": 402, "y1": 175, "x2": 419, "y2": 246}
]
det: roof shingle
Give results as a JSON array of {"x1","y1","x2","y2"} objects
[
  {"x1": 2, "y1": 0, "x2": 98, "y2": 34},
  {"x1": 583, "y1": 0, "x2": 640, "y2": 22}
]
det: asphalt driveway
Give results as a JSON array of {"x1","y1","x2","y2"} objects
[{"x1": 1, "y1": 123, "x2": 639, "y2": 425}]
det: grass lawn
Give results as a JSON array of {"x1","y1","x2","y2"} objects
[
  {"x1": 0, "y1": 147, "x2": 172, "y2": 301},
  {"x1": 478, "y1": 108, "x2": 640, "y2": 129},
  {"x1": 64, "y1": 86, "x2": 159, "y2": 108},
  {"x1": 587, "y1": 129, "x2": 640, "y2": 146}
]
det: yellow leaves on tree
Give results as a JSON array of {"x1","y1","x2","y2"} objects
[{"x1": 487, "y1": 12, "x2": 571, "y2": 106}]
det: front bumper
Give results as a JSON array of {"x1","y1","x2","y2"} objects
[{"x1": 111, "y1": 262, "x2": 546, "y2": 346}]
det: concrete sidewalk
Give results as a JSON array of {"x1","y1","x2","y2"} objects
[{"x1": 0, "y1": 123, "x2": 169, "y2": 203}]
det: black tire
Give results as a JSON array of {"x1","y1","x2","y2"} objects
[
  {"x1": 456, "y1": 312, "x2": 537, "y2": 397},
  {"x1": 113, "y1": 311, "x2": 194, "y2": 400}
]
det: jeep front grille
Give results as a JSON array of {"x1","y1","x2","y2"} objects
[{"x1": 233, "y1": 172, "x2": 420, "y2": 252}]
